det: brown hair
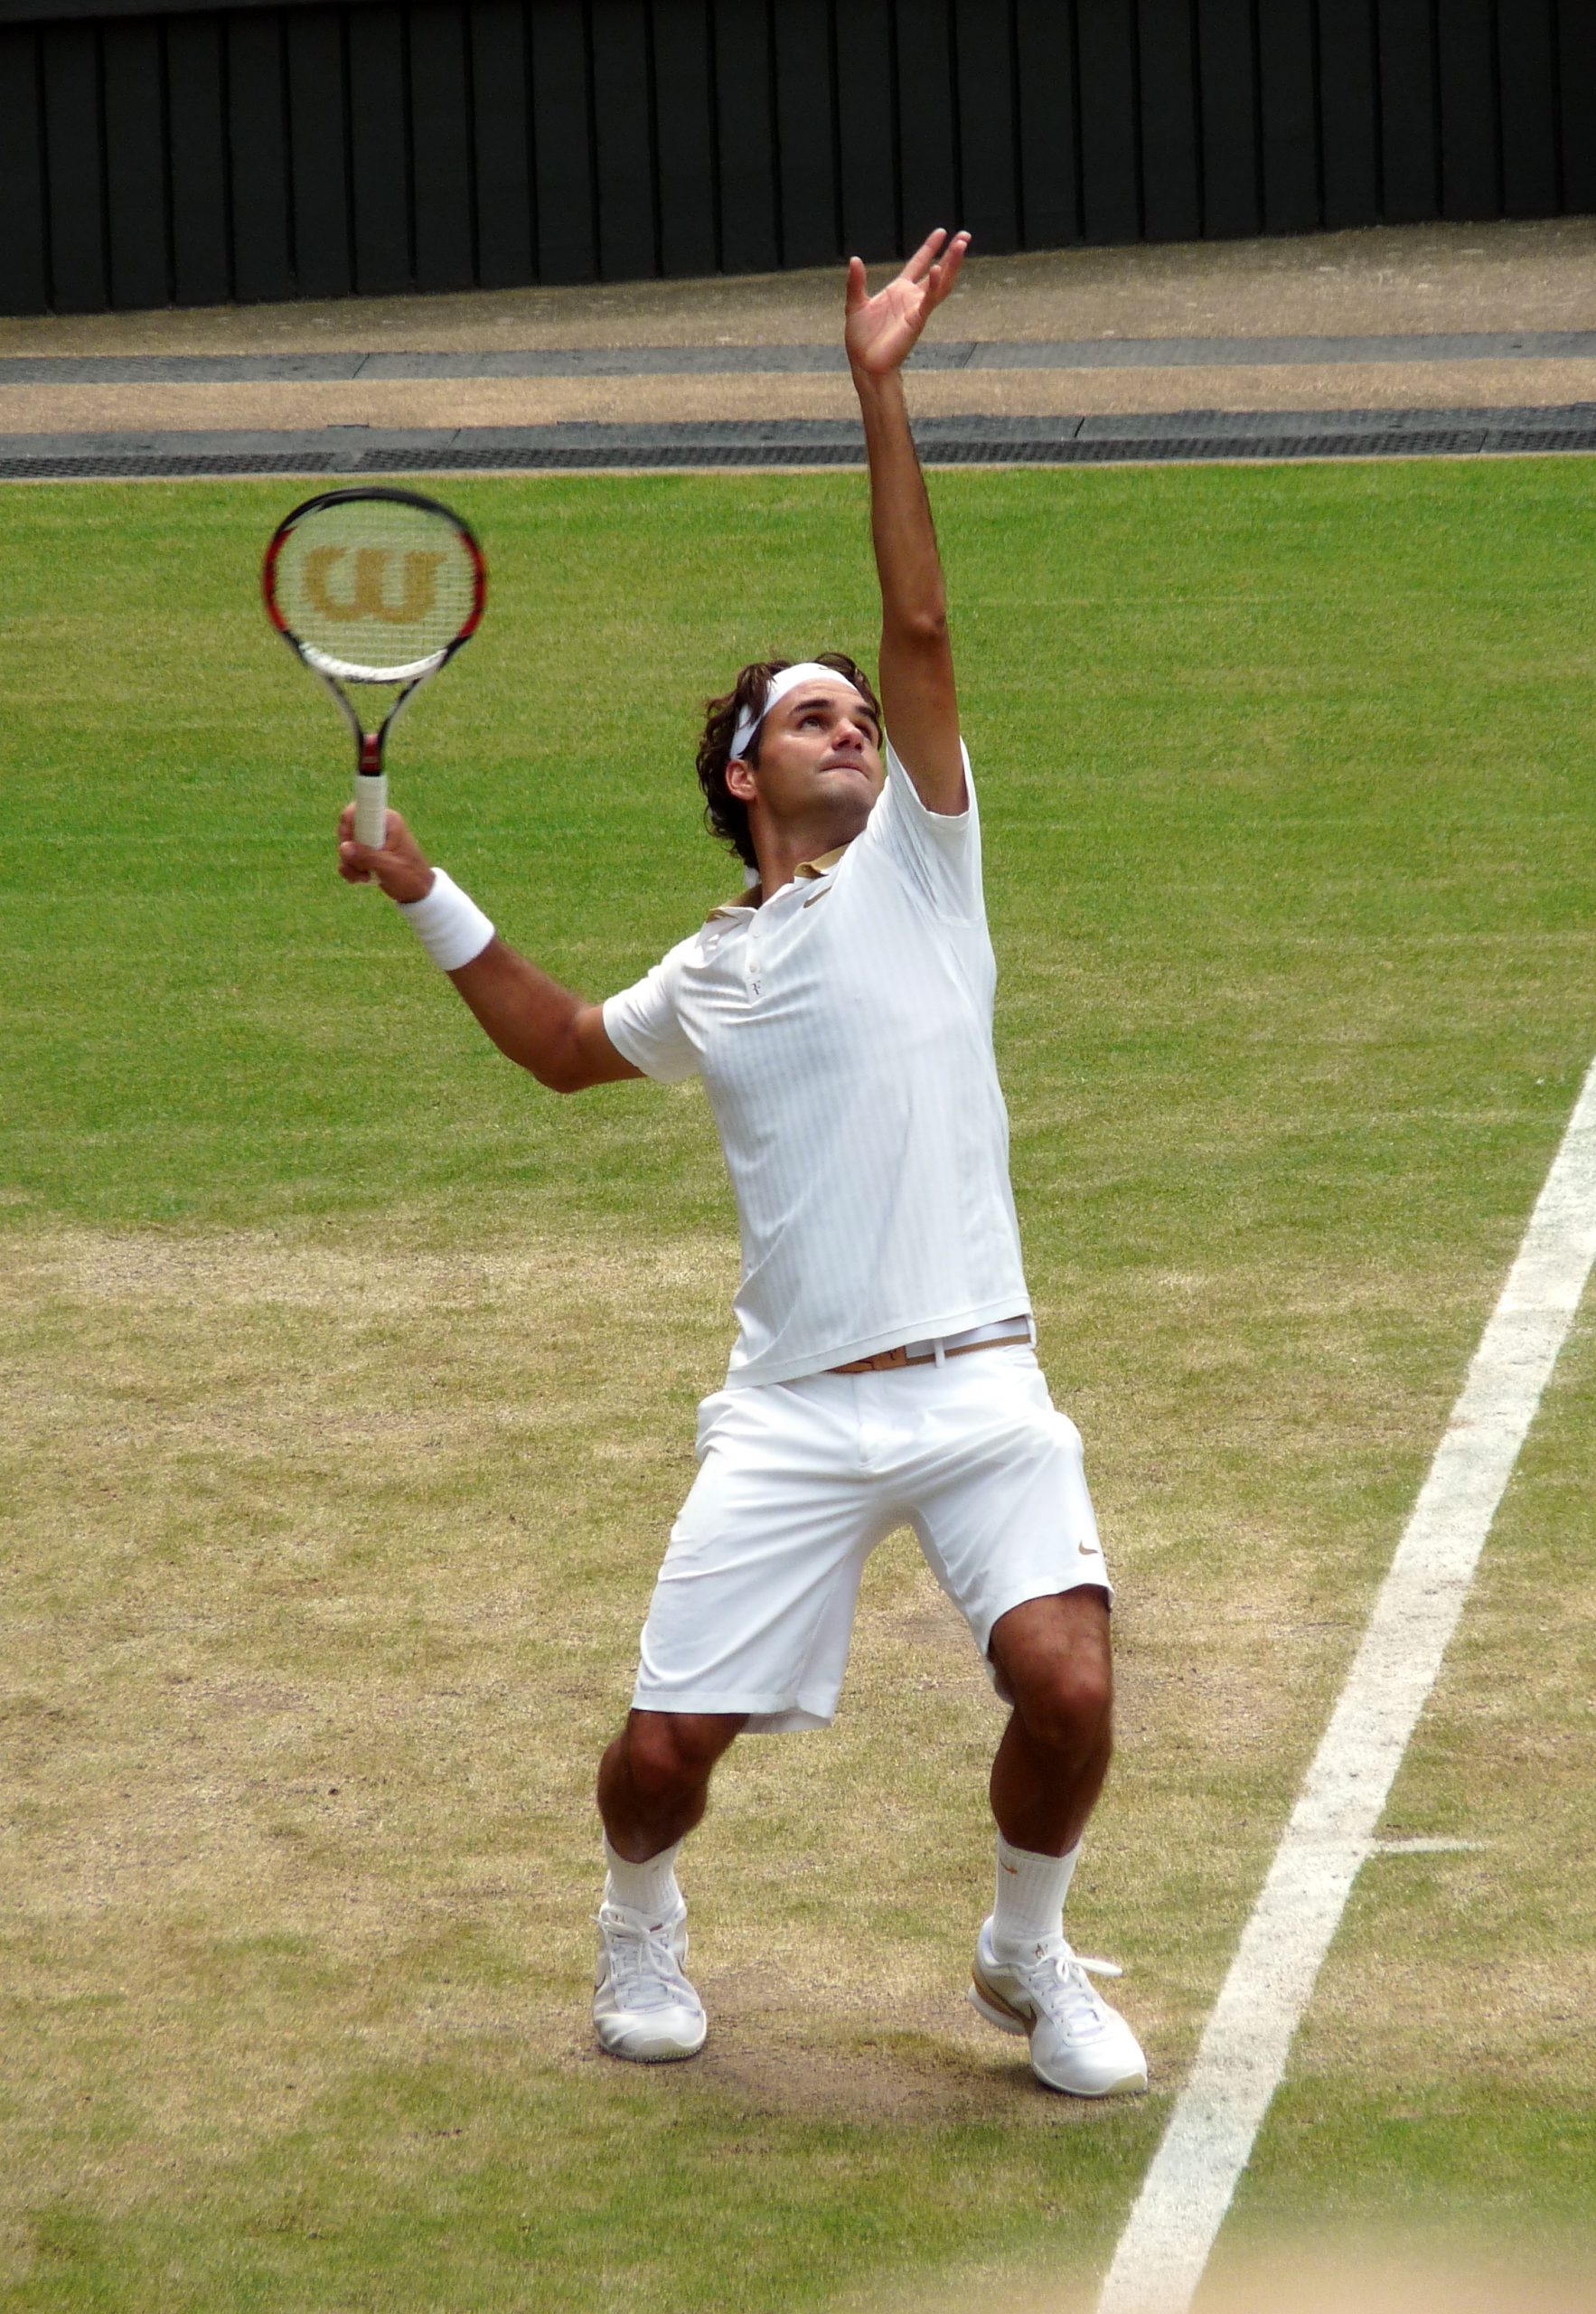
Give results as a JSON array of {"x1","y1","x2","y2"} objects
[{"x1": 695, "y1": 653, "x2": 881, "y2": 871}]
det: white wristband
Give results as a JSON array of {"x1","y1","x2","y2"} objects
[{"x1": 397, "y1": 868, "x2": 495, "y2": 972}]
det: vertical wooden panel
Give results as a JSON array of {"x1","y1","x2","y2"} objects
[
  {"x1": 470, "y1": 0, "x2": 533, "y2": 287},
  {"x1": 953, "y1": 0, "x2": 1019, "y2": 252},
  {"x1": 349, "y1": 4, "x2": 412, "y2": 290},
  {"x1": 1498, "y1": 0, "x2": 1558, "y2": 217},
  {"x1": 411, "y1": 0, "x2": 476, "y2": 287},
  {"x1": 1015, "y1": 0, "x2": 1080, "y2": 246},
  {"x1": 1257, "y1": 0, "x2": 1318, "y2": 231},
  {"x1": 9, "y1": 0, "x2": 1591, "y2": 317},
  {"x1": 227, "y1": 12, "x2": 294, "y2": 299},
  {"x1": 41, "y1": 21, "x2": 108, "y2": 313},
  {"x1": 711, "y1": 0, "x2": 778, "y2": 270},
  {"x1": 1557, "y1": 0, "x2": 1596, "y2": 213},
  {"x1": 166, "y1": 15, "x2": 230, "y2": 304},
  {"x1": 652, "y1": 0, "x2": 717, "y2": 276},
  {"x1": 0, "y1": 29, "x2": 48, "y2": 313},
  {"x1": 1436, "y1": 0, "x2": 1498, "y2": 218},
  {"x1": 591, "y1": 0, "x2": 655, "y2": 277},
  {"x1": 1076, "y1": 0, "x2": 1140, "y2": 242},
  {"x1": 834, "y1": 0, "x2": 897, "y2": 259},
  {"x1": 1376, "y1": 0, "x2": 1439, "y2": 221},
  {"x1": 528, "y1": 0, "x2": 592, "y2": 279},
  {"x1": 1195, "y1": 0, "x2": 1259, "y2": 235},
  {"x1": 896, "y1": 0, "x2": 958, "y2": 244},
  {"x1": 104, "y1": 21, "x2": 170, "y2": 308},
  {"x1": 1317, "y1": 0, "x2": 1378, "y2": 224},
  {"x1": 774, "y1": 0, "x2": 837, "y2": 267},
  {"x1": 1138, "y1": 0, "x2": 1200, "y2": 241},
  {"x1": 286, "y1": 9, "x2": 352, "y2": 297}
]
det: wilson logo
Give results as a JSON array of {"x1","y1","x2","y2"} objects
[{"x1": 302, "y1": 546, "x2": 444, "y2": 625}]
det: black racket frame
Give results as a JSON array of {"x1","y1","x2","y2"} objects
[{"x1": 261, "y1": 483, "x2": 487, "y2": 776}]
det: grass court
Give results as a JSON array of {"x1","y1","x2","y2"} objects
[{"x1": 3, "y1": 457, "x2": 1594, "y2": 2309}]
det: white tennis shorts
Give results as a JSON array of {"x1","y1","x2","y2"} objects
[{"x1": 631, "y1": 1344, "x2": 1110, "y2": 1733}]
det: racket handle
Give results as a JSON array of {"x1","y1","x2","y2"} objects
[{"x1": 353, "y1": 769, "x2": 389, "y2": 850}]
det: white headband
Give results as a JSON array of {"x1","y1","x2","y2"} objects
[{"x1": 728, "y1": 662, "x2": 868, "y2": 762}]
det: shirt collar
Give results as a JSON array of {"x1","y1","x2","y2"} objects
[{"x1": 705, "y1": 842, "x2": 850, "y2": 922}]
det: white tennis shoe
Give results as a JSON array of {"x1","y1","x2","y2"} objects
[
  {"x1": 593, "y1": 1899, "x2": 708, "y2": 2063},
  {"x1": 968, "y1": 1918, "x2": 1147, "y2": 2097}
]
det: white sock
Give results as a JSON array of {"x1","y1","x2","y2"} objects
[
  {"x1": 991, "y1": 1831, "x2": 1081, "y2": 1958},
  {"x1": 604, "y1": 1836, "x2": 683, "y2": 1922}
]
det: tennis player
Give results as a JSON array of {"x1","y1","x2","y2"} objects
[{"x1": 336, "y1": 229, "x2": 1145, "y2": 2100}]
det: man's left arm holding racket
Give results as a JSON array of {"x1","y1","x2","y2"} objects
[{"x1": 338, "y1": 810, "x2": 643, "y2": 1092}]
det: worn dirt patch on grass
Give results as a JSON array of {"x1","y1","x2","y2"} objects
[
  {"x1": 855, "y1": 2245, "x2": 1596, "y2": 2314},
  {"x1": 3, "y1": 1212, "x2": 1588, "y2": 2232}
]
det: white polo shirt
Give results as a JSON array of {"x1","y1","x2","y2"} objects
[{"x1": 602, "y1": 741, "x2": 1030, "y2": 1387}]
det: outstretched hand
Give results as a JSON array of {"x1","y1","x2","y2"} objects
[{"x1": 844, "y1": 228, "x2": 972, "y2": 379}]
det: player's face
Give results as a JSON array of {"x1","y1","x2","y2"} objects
[{"x1": 748, "y1": 684, "x2": 884, "y2": 823}]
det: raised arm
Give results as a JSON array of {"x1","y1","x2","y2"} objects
[
  {"x1": 338, "y1": 805, "x2": 640, "y2": 1094},
  {"x1": 844, "y1": 228, "x2": 972, "y2": 815}
]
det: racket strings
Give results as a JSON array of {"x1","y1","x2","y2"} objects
[{"x1": 271, "y1": 497, "x2": 479, "y2": 681}]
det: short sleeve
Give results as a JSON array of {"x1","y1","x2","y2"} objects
[
  {"x1": 602, "y1": 944, "x2": 700, "y2": 1084},
  {"x1": 858, "y1": 738, "x2": 982, "y2": 922}
]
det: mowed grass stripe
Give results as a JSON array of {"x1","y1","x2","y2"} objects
[{"x1": 2, "y1": 466, "x2": 1594, "y2": 2311}]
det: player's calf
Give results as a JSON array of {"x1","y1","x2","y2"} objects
[
  {"x1": 591, "y1": 1710, "x2": 743, "y2": 2064},
  {"x1": 596, "y1": 1707, "x2": 744, "y2": 1860},
  {"x1": 972, "y1": 1593, "x2": 1144, "y2": 2093},
  {"x1": 987, "y1": 1590, "x2": 1115, "y2": 1856}
]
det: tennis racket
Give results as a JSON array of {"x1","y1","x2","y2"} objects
[{"x1": 262, "y1": 485, "x2": 486, "y2": 848}]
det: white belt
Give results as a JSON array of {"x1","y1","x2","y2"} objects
[{"x1": 829, "y1": 1314, "x2": 1034, "y2": 1375}]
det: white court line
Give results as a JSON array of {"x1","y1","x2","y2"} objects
[{"x1": 1096, "y1": 1052, "x2": 1596, "y2": 2314}]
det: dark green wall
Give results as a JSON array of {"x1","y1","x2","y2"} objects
[{"x1": 1, "y1": 0, "x2": 1590, "y2": 316}]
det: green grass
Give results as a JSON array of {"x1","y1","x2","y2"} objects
[{"x1": 2, "y1": 460, "x2": 1594, "y2": 2309}]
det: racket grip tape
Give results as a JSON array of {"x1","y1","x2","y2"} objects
[{"x1": 353, "y1": 769, "x2": 389, "y2": 850}]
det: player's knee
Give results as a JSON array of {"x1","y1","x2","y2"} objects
[
  {"x1": 624, "y1": 1711, "x2": 733, "y2": 1801},
  {"x1": 1019, "y1": 1655, "x2": 1113, "y2": 1758}
]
